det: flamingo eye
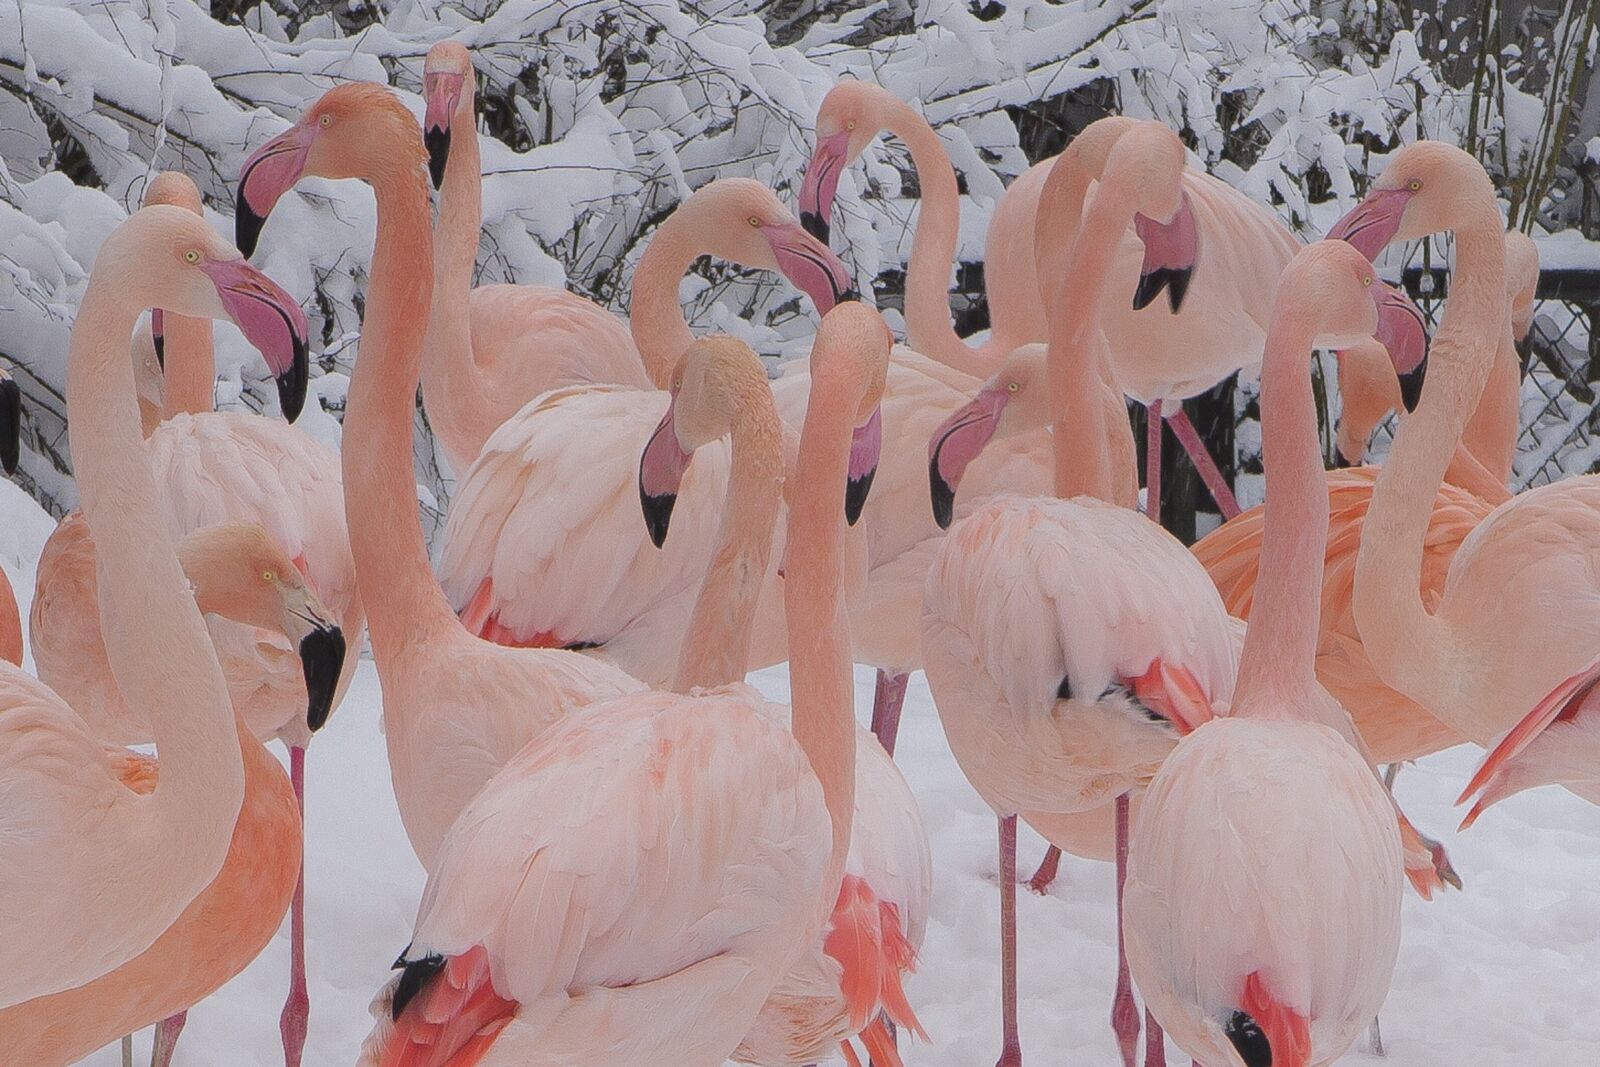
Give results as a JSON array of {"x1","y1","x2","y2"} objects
[
  {"x1": 1362, "y1": 275, "x2": 1373, "y2": 287},
  {"x1": 1407, "y1": 178, "x2": 1421, "y2": 192},
  {"x1": 320, "y1": 114, "x2": 332, "y2": 129},
  {"x1": 262, "y1": 570, "x2": 276, "y2": 582},
  {"x1": 846, "y1": 120, "x2": 856, "y2": 131},
  {"x1": 183, "y1": 249, "x2": 200, "y2": 265},
  {"x1": 1007, "y1": 381, "x2": 1019, "y2": 393},
  {"x1": 748, "y1": 215, "x2": 761, "y2": 228}
]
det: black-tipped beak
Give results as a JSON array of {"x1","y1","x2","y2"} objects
[
  {"x1": 0, "y1": 377, "x2": 20, "y2": 477},
  {"x1": 277, "y1": 334, "x2": 310, "y2": 423},
  {"x1": 299, "y1": 624, "x2": 346, "y2": 733},
  {"x1": 1132, "y1": 266, "x2": 1193, "y2": 314},
  {"x1": 425, "y1": 126, "x2": 451, "y2": 191},
  {"x1": 234, "y1": 184, "x2": 268, "y2": 261},
  {"x1": 845, "y1": 467, "x2": 875, "y2": 526},
  {"x1": 1397, "y1": 351, "x2": 1427, "y2": 414},
  {"x1": 152, "y1": 310, "x2": 166, "y2": 371},
  {"x1": 641, "y1": 491, "x2": 677, "y2": 549},
  {"x1": 929, "y1": 458, "x2": 955, "y2": 530},
  {"x1": 800, "y1": 211, "x2": 829, "y2": 244}
]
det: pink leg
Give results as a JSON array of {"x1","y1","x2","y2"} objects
[
  {"x1": 1144, "y1": 1007, "x2": 1167, "y2": 1067},
  {"x1": 150, "y1": 1012, "x2": 186, "y2": 1067},
  {"x1": 870, "y1": 669, "x2": 910, "y2": 758},
  {"x1": 282, "y1": 745, "x2": 309, "y2": 1067},
  {"x1": 1163, "y1": 408, "x2": 1240, "y2": 519},
  {"x1": 1145, "y1": 400, "x2": 1163, "y2": 523},
  {"x1": 1025, "y1": 845, "x2": 1063, "y2": 895},
  {"x1": 997, "y1": 815, "x2": 1023, "y2": 1067},
  {"x1": 1112, "y1": 792, "x2": 1140, "y2": 1067}
]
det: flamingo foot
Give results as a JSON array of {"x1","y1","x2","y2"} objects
[
  {"x1": 1144, "y1": 1007, "x2": 1167, "y2": 1067},
  {"x1": 1025, "y1": 845, "x2": 1062, "y2": 895},
  {"x1": 870, "y1": 670, "x2": 909, "y2": 757},
  {"x1": 1164, "y1": 407, "x2": 1240, "y2": 519},
  {"x1": 150, "y1": 1012, "x2": 186, "y2": 1067}
]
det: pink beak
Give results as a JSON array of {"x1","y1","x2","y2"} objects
[
  {"x1": 1132, "y1": 191, "x2": 1199, "y2": 313},
  {"x1": 1327, "y1": 186, "x2": 1413, "y2": 262},
  {"x1": 235, "y1": 121, "x2": 317, "y2": 259},
  {"x1": 764, "y1": 220, "x2": 856, "y2": 315},
  {"x1": 846, "y1": 406, "x2": 881, "y2": 526},
  {"x1": 927, "y1": 385, "x2": 1007, "y2": 529},
  {"x1": 423, "y1": 71, "x2": 467, "y2": 190},
  {"x1": 638, "y1": 396, "x2": 694, "y2": 548},
  {"x1": 798, "y1": 131, "x2": 851, "y2": 244},
  {"x1": 1372, "y1": 282, "x2": 1429, "y2": 412},
  {"x1": 199, "y1": 258, "x2": 311, "y2": 421}
]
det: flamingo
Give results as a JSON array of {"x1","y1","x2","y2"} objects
[
  {"x1": 234, "y1": 82, "x2": 645, "y2": 872},
  {"x1": 417, "y1": 42, "x2": 850, "y2": 473},
  {"x1": 0, "y1": 204, "x2": 304, "y2": 1009},
  {"x1": 27, "y1": 169, "x2": 361, "y2": 1067},
  {"x1": 1323, "y1": 142, "x2": 1600, "y2": 827},
  {"x1": 921, "y1": 121, "x2": 1238, "y2": 1067},
  {"x1": 1124, "y1": 239, "x2": 1404, "y2": 1067},
  {"x1": 4, "y1": 521, "x2": 341, "y2": 1067},
  {"x1": 636, "y1": 335, "x2": 931, "y2": 1066},
  {"x1": 436, "y1": 176, "x2": 854, "y2": 682},
  {"x1": 358, "y1": 300, "x2": 888, "y2": 1067}
]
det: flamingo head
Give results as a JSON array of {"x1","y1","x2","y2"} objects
[
  {"x1": 689, "y1": 178, "x2": 857, "y2": 315},
  {"x1": 799, "y1": 81, "x2": 893, "y2": 243},
  {"x1": 422, "y1": 41, "x2": 473, "y2": 190},
  {"x1": 1100, "y1": 122, "x2": 1197, "y2": 314},
  {"x1": 1327, "y1": 141, "x2": 1499, "y2": 260},
  {"x1": 927, "y1": 344, "x2": 1049, "y2": 529}
]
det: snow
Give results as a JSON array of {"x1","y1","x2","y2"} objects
[{"x1": 46, "y1": 646, "x2": 1598, "y2": 1066}]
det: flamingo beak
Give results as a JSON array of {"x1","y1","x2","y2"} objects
[
  {"x1": 639, "y1": 397, "x2": 694, "y2": 548},
  {"x1": 151, "y1": 308, "x2": 166, "y2": 370},
  {"x1": 763, "y1": 220, "x2": 857, "y2": 314},
  {"x1": 1373, "y1": 282, "x2": 1429, "y2": 413},
  {"x1": 423, "y1": 71, "x2": 467, "y2": 190},
  {"x1": 235, "y1": 120, "x2": 317, "y2": 258},
  {"x1": 1327, "y1": 186, "x2": 1414, "y2": 262},
  {"x1": 299, "y1": 617, "x2": 346, "y2": 733},
  {"x1": 1132, "y1": 190, "x2": 1199, "y2": 313},
  {"x1": 198, "y1": 258, "x2": 312, "y2": 421},
  {"x1": 846, "y1": 406, "x2": 881, "y2": 526},
  {"x1": 0, "y1": 372, "x2": 19, "y2": 476},
  {"x1": 798, "y1": 131, "x2": 851, "y2": 244},
  {"x1": 927, "y1": 385, "x2": 1007, "y2": 529}
]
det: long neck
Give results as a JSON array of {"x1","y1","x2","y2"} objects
[
  {"x1": 630, "y1": 221, "x2": 701, "y2": 389},
  {"x1": 1030, "y1": 146, "x2": 1094, "y2": 312},
  {"x1": 1045, "y1": 187, "x2": 1135, "y2": 503},
  {"x1": 888, "y1": 104, "x2": 992, "y2": 377},
  {"x1": 1233, "y1": 313, "x2": 1325, "y2": 714},
  {"x1": 1459, "y1": 310, "x2": 1521, "y2": 488},
  {"x1": 159, "y1": 312, "x2": 216, "y2": 418},
  {"x1": 784, "y1": 367, "x2": 857, "y2": 898},
  {"x1": 670, "y1": 384, "x2": 784, "y2": 691},
  {"x1": 419, "y1": 99, "x2": 495, "y2": 463},
  {"x1": 1355, "y1": 222, "x2": 1506, "y2": 701},
  {"x1": 0, "y1": 571, "x2": 20, "y2": 667},
  {"x1": 67, "y1": 286, "x2": 243, "y2": 836},
  {"x1": 341, "y1": 160, "x2": 463, "y2": 657}
]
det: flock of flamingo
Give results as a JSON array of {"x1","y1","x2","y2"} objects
[{"x1": 1, "y1": 36, "x2": 1595, "y2": 1067}]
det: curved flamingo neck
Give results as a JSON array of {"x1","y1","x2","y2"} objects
[
  {"x1": 670, "y1": 374, "x2": 784, "y2": 692},
  {"x1": 0, "y1": 571, "x2": 20, "y2": 667},
  {"x1": 785, "y1": 356, "x2": 858, "y2": 898},
  {"x1": 420, "y1": 89, "x2": 496, "y2": 469},
  {"x1": 66, "y1": 279, "x2": 242, "y2": 837},
  {"x1": 880, "y1": 102, "x2": 991, "y2": 377},
  {"x1": 1043, "y1": 182, "x2": 1135, "y2": 504},
  {"x1": 1233, "y1": 308, "x2": 1325, "y2": 716},
  {"x1": 630, "y1": 220, "x2": 702, "y2": 389},
  {"x1": 340, "y1": 155, "x2": 462, "y2": 657},
  {"x1": 1355, "y1": 218, "x2": 1506, "y2": 705},
  {"x1": 159, "y1": 312, "x2": 216, "y2": 419}
]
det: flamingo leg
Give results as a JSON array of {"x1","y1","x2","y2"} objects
[
  {"x1": 1163, "y1": 408, "x2": 1240, "y2": 519},
  {"x1": 1145, "y1": 400, "x2": 1163, "y2": 523},
  {"x1": 122, "y1": 1035, "x2": 133, "y2": 1067},
  {"x1": 1025, "y1": 845, "x2": 1062, "y2": 895},
  {"x1": 997, "y1": 815, "x2": 1023, "y2": 1067},
  {"x1": 282, "y1": 744, "x2": 310, "y2": 1067},
  {"x1": 149, "y1": 1011, "x2": 186, "y2": 1067},
  {"x1": 1112, "y1": 792, "x2": 1140, "y2": 1067},
  {"x1": 1144, "y1": 1007, "x2": 1167, "y2": 1067},
  {"x1": 868, "y1": 1014, "x2": 898, "y2": 1067},
  {"x1": 870, "y1": 669, "x2": 909, "y2": 757}
]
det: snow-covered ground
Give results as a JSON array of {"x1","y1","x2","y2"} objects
[{"x1": 0, "y1": 477, "x2": 1585, "y2": 1066}]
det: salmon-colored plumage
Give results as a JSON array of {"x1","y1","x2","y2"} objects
[{"x1": 377, "y1": 946, "x2": 517, "y2": 1067}]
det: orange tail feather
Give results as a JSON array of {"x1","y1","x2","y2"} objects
[
  {"x1": 379, "y1": 946, "x2": 517, "y2": 1067},
  {"x1": 823, "y1": 875, "x2": 928, "y2": 1046}
]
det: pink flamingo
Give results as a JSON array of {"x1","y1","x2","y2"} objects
[
  {"x1": 1124, "y1": 239, "x2": 1405, "y2": 1067},
  {"x1": 417, "y1": 43, "x2": 848, "y2": 473},
  {"x1": 235, "y1": 82, "x2": 645, "y2": 872},
  {"x1": 436, "y1": 176, "x2": 854, "y2": 679},
  {"x1": 31, "y1": 169, "x2": 360, "y2": 1066},
  {"x1": 359, "y1": 301, "x2": 887, "y2": 1067},
  {"x1": 921, "y1": 122, "x2": 1238, "y2": 1067},
  {"x1": 637, "y1": 335, "x2": 930, "y2": 1066},
  {"x1": 1324, "y1": 142, "x2": 1600, "y2": 827},
  {"x1": 5, "y1": 522, "x2": 339, "y2": 1067},
  {"x1": 0, "y1": 204, "x2": 303, "y2": 1010}
]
